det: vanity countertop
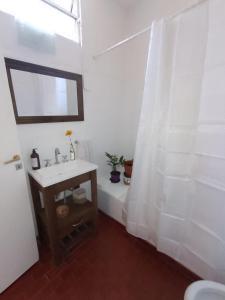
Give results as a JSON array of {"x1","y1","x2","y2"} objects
[{"x1": 29, "y1": 159, "x2": 98, "y2": 188}]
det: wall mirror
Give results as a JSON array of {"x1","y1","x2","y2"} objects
[{"x1": 5, "y1": 58, "x2": 84, "y2": 124}]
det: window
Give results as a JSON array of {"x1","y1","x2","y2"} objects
[
  {"x1": 48, "y1": 0, "x2": 78, "y2": 15},
  {"x1": 0, "y1": 0, "x2": 81, "y2": 43}
]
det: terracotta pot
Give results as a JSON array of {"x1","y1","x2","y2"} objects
[
  {"x1": 124, "y1": 160, "x2": 133, "y2": 178},
  {"x1": 110, "y1": 171, "x2": 121, "y2": 183}
]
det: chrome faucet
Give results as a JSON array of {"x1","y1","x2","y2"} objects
[{"x1": 55, "y1": 148, "x2": 61, "y2": 164}]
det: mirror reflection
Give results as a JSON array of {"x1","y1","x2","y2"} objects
[{"x1": 11, "y1": 70, "x2": 78, "y2": 117}]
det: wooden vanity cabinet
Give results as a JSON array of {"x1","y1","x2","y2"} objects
[{"x1": 29, "y1": 169, "x2": 97, "y2": 265}]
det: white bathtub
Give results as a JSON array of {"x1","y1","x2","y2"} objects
[{"x1": 97, "y1": 176, "x2": 129, "y2": 225}]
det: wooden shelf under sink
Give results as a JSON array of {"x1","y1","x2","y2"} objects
[
  {"x1": 38, "y1": 197, "x2": 95, "y2": 239},
  {"x1": 29, "y1": 169, "x2": 97, "y2": 265}
]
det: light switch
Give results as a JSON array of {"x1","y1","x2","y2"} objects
[{"x1": 15, "y1": 163, "x2": 23, "y2": 170}]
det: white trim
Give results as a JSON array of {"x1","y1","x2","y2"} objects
[{"x1": 40, "y1": 0, "x2": 78, "y2": 20}]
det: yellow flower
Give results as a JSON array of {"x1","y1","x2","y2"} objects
[{"x1": 65, "y1": 130, "x2": 72, "y2": 137}]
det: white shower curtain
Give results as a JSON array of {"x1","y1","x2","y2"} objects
[{"x1": 126, "y1": 0, "x2": 225, "y2": 283}]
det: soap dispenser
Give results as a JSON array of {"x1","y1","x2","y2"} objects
[{"x1": 31, "y1": 148, "x2": 41, "y2": 170}]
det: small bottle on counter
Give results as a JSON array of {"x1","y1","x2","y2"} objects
[
  {"x1": 31, "y1": 148, "x2": 41, "y2": 170},
  {"x1": 70, "y1": 144, "x2": 75, "y2": 161}
]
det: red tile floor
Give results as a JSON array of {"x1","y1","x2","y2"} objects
[{"x1": 1, "y1": 213, "x2": 198, "y2": 300}]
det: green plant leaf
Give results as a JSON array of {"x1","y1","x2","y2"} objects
[{"x1": 105, "y1": 152, "x2": 125, "y2": 170}]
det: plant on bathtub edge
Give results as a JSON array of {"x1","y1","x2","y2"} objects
[{"x1": 105, "y1": 152, "x2": 125, "y2": 183}]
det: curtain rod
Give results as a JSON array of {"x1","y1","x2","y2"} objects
[
  {"x1": 93, "y1": 26, "x2": 151, "y2": 59},
  {"x1": 40, "y1": 0, "x2": 78, "y2": 20},
  {"x1": 93, "y1": 0, "x2": 207, "y2": 59}
]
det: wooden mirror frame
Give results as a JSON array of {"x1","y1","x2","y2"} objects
[{"x1": 5, "y1": 58, "x2": 84, "y2": 124}]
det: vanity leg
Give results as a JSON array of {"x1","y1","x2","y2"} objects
[
  {"x1": 29, "y1": 175, "x2": 42, "y2": 241},
  {"x1": 90, "y1": 170, "x2": 98, "y2": 232},
  {"x1": 43, "y1": 191, "x2": 61, "y2": 265}
]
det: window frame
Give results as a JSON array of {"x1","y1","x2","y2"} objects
[{"x1": 40, "y1": 0, "x2": 79, "y2": 20}]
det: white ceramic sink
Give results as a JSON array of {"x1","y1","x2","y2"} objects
[{"x1": 29, "y1": 159, "x2": 98, "y2": 187}]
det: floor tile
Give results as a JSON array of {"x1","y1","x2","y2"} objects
[{"x1": 0, "y1": 213, "x2": 197, "y2": 300}]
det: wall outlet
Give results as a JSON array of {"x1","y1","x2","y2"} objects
[{"x1": 15, "y1": 163, "x2": 23, "y2": 170}]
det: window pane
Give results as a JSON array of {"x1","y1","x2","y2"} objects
[
  {"x1": 49, "y1": 0, "x2": 79, "y2": 17},
  {"x1": 49, "y1": 0, "x2": 72, "y2": 12},
  {"x1": 52, "y1": 9, "x2": 79, "y2": 42},
  {"x1": 0, "y1": 0, "x2": 80, "y2": 42}
]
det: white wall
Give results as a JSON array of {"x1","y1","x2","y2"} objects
[
  {"x1": 0, "y1": 0, "x2": 203, "y2": 177},
  {"x1": 81, "y1": 0, "x2": 129, "y2": 172},
  {"x1": 0, "y1": 0, "x2": 206, "y2": 194},
  {"x1": 0, "y1": 0, "x2": 129, "y2": 178}
]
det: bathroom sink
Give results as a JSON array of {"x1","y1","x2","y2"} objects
[{"x1": 29, "y1": 159, "x2": 98, "y2": 187}]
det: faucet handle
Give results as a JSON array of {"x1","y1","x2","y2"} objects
[
  {"x1": 55, "y1": 147, "x2": 60, "y2": 154},
  {"x1": 44, "y1": 159, "x2": 51, "y2": 167}
]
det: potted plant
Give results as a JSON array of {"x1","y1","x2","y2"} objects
[{"x1": 105, "y1": 152, "x2": 124, "y2": 183}]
